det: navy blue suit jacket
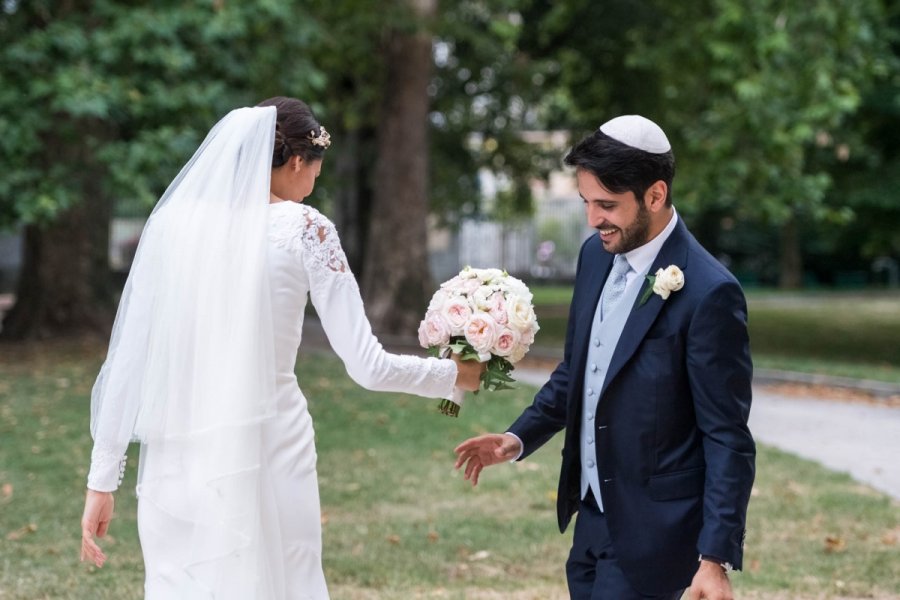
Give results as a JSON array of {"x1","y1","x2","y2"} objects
[{"x1": 508, "y1": 219, "x2": 755, "y2": 595}]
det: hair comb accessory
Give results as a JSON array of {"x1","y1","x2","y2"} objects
[{"x1": 307, "y1": 126, "x2": 331, "y2": 149}]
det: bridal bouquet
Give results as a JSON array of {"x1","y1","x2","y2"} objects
[{"x1": 418, "y1": 267, "x2": 540, "y2": 417}]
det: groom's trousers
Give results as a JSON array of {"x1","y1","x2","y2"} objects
[{"x1": 566, "y1": 492, "x2": 686, "y2": 600}]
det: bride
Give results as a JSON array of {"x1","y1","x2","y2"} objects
[{"x1": 80, "y1": 97, "x2": 482, "y2": 599}]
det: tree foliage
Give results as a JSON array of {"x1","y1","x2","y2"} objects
[
  {"x1": 0, "y1": 0, "x2": 896, "y2": 337},
  {"x1": 0, "y1": 0, "x2": 325, "y2": 337},
  {"x1": 0, "y1": 0, "x2": 324, "y2": 225}
]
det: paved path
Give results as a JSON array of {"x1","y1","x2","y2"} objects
[
  {"x1": 512, "y1": 367, "x2": 900, "y2": 500},
  {"x1": 749, "y1": 389, "x2": 900, "y2": 499}
]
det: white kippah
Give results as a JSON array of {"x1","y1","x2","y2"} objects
[{"x1": 599, "y1": 115, "x2": 671, "y2": 154}]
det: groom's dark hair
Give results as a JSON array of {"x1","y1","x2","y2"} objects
[{"x1": 564, "y1": 130, "x2": 675, "y2": 206}]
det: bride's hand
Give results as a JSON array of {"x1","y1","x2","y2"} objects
[
  {"x1": 81, "y1": 489, "x2": 115, "y2": 568},
  {"x1": 451, "y1": 354, "x2": 485, "y2": 391}
]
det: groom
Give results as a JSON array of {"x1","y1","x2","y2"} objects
[{"x1": 454, "y1": 116, "x2": 755, "y2": 600}]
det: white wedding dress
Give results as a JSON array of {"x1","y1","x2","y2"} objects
[{"x1": 89, "y1": 201, "x2": 456, "y2": 599}]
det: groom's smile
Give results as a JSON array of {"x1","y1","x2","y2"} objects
[{"x1": 578, "y1": 170, "x2": 654, "y2": 255}]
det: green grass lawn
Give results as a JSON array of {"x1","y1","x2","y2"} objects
[
  {"x1": 1, "y1": 343, "x2": 898, "y2": 599},
  {"x1": 532, "y1": 287, "x2": 900, "y2": 384}
]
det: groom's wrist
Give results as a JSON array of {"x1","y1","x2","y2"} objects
[
  {"x1": 503, "y1": 432, "x2": 524, "y2": 462},
  {"x1": 698, "y1": 554, "x2": 733, "y2": 573}
]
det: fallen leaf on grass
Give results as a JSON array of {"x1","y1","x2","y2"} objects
[
  {"x1": 428, "y1": 530, "x2": 439, "y2": 543},
  {"x1": 1, "y1": 483, "x2": 12, "y2": 499},
  {"x1": 6, "y1": 523, "x2": 37, "y2": 540},
  {"x1": 386, "y1": 534, "x2": 401, "y2": 545},
  {"x1": 468, "y1": 550, "x2": 491, "y2": 561},
  {"x1": 824, "y1": 535, "x2": 846, "y2": 553}
]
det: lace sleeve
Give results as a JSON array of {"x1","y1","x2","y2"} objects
[
  {"x1": 87, "y1": 443, "x2": 129, "y2": 492},
  {"x1": 296, "y1": 206, "x2": 457, "y2": 399},
  {"x1": 297, "y1": 207, "x2": 350, "y2": 275}
]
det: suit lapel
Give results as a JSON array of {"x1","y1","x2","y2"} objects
[{"x1": 599, "y1": 219, "x2": 691, "y2": 399}]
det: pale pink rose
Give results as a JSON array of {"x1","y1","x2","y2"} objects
[
  {"x1": 521, "y1": 324, "x2": 536, "y2": 346},
  {"x1": 427, "y1": 289, "x2": 450, "y2": 312},
  {"x1": 464, "y1": 312, "x2": 498, "y2": 355},
  {"x1": 488, "y1": 291, "x2": 508, "y2": 324},
  {"x1": 492, "y1": 326, "x2": 520, "y2": 357},
  {"x1": 418, "y1": 311, "x2": 451, "y2": 348},
  {"x1": 441, "y1": 298, "x2": 472, "y2": 334},
  {"x1": 444, "y1": 274, "x2": 464, "y2": 286},
  {"x1": 461, "y1": 278, "x2": 482, "y2": 295}
]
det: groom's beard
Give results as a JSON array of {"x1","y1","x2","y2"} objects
[{"x1": 596, "y1": 201, "x2": 652, "y2": 255}]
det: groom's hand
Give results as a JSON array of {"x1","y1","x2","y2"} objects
[
  {"x1": 454, "y1": 433, "x2": 522, "y2": 486},
  {"x1": 688, "y1": 560, "x2": 733, "y2": 600}
]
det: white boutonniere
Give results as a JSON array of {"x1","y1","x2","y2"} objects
[{"x1": 639, "y1": 265, "x2": 684, "y2": 306}]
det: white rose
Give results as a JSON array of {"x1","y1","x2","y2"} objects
[
  {"x1": 652, "y1": 265, "x2": 685, "y2": 300},
  {"x1": 477, "y1": 268, "x2": 505, "y2": 284},
  {"x1": 459, "y1": 266, "x2": 478, "y2": 279},
  {"x1": 509, "y1": 343, "x2": 528, "y2": 363},
  {"x1": 472, "y1": 285, "x2": 495, "y2": 310},
  {"x1": 506, "y1": 294, "x2": 536, "y2": 332},
  {"x1": 502, "y1": 275, "x2": 533, "y2": 302}
]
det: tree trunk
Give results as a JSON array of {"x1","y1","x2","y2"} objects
[
  {"x1": 1, "y1": 157, "x2": 114, "y2": 340},
  {"x1": 361, "y1": 0, "x2": 436, "y2": 335},
  {"x1": 332, "y1": 127, "x2": 374, "y2": 276},
  {"x1": 778, "y1": 216, "x2": 803, "y2": 289},
  {"x1": 2, "y1": 208, "x2": 113, "y2": 340}
]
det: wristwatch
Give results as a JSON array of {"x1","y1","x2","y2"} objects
[{"x1": 698, "y1": 554, "x2": 734, "y2": 572}]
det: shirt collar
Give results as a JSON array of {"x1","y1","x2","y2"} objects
[{"x1": 622, "y1": 207, "x2": 678, "y2": 276}]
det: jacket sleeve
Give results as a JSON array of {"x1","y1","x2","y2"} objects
[
  {"x1": 687, "y1": 280, "x2": 756, "y2": 569},
  {"x1": 506, "y1": 238, "x2": 591, "y2": 458}
]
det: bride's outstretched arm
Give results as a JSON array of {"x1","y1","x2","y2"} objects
[{"x1": 298, "y1": 207, "x2": 479, "y2": 396}]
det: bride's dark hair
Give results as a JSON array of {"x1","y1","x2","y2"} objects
[{"x1": 256, "y1": 96, "x2": 328, "y2": 167}]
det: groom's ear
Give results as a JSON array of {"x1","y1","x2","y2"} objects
[{"x1": 644, "y1": 180, "x2": 668, "y2": 213}]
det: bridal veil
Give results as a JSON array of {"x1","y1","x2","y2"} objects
[{"x1": 89, "y1": 106, "x2": 286, "y2": 597}]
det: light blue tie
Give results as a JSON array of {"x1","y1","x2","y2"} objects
[{"x1": 601, "y1": 255, "x2": 632, "y2": 320}]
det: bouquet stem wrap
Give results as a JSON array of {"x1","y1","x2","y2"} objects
[{"x1": 438, "y1": 387, "x2": 466, "y2": 417}]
